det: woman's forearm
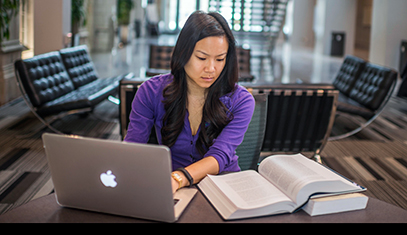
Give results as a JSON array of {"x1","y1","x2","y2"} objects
[{"x1": 172, "y1": 156, "x2": 219, "y2": 192}]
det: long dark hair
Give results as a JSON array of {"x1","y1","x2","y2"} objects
[{"x1": 161, "y1": 11, "x2": 239, "y2": 155}]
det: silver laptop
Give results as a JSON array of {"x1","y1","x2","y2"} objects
[{"x1": 42, "y1": 133, "x2": 197, "y2": 222}]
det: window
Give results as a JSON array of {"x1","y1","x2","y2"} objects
[
  {"x1": 161, "y1": 0, "x2": 288, "y2": 34},
  {"x1": 163, "y1": 0, "x2": 209, "y2": 32},
  {"x1": 208, "y1": 0, "x2": 288, "y2": 33}
]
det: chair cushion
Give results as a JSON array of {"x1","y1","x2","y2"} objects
[
  {"x1": 36, "y1": 76, "x2": 123, "y2": 116},
  {"x1": 59, "y1": 45, "x2": 99, "y2": 89},
  {"x1": 349, "y1": 63, "x2": 397, "y2": 111},
  {"x1": 336, "y1": 93, "x2": 374, "y2": 119},
  {"x1": 15, "y1": 52, "x2": 75, "y2": 107},
  {"x1": 332, "y1": 55, "x2": 366, "y2": 96}
]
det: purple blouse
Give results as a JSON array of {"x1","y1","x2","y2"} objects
[{"x1": 124, "y1": 74, "x2": 255, "y2": 173}]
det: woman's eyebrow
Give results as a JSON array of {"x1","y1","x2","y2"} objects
[{"x1": 196, "y1": 50, "x2": 227, "y2": 57}]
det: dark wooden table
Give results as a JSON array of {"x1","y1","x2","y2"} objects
[{"x1": 1, "y1": 192, "x2": 407, "y2": 223}]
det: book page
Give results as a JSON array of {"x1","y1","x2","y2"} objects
[
  {"x1": 207, "y1": 171, "x2": 293, "y2": 210},
  {"x1": 258, "y1": 154, "x2": 358, "y2": 204}
]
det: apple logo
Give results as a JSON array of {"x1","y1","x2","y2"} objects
[{"x1": 100, "y1": 170, "x2": 117, "y2": 188}]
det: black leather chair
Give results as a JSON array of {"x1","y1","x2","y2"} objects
[
  {"x1": 332, "y1": 55, "x2": 366, "y2": 96},
  {"x1": 59, "y1": 45, "x2": 103, "y2": 89},
  {"x1": 15, "y1": 52, "x2": 77, "y2": 118},
  {"x1": 330, "y1": 56, "x2": 398, "y2": 140},
  {"x1": 337, "y1": 63, "x2": 396, "y2": 119},
  {"x1": 14, "y1": 45, "x2": 133, "y2": 134}
]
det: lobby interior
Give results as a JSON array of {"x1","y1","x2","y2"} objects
[{"x1": 1, "y1": 0, "x2": 407, "y2": 218}]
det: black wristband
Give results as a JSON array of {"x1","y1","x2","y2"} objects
[{"x1": 176, "y1": 167, "x2": 194, "y2": 187}]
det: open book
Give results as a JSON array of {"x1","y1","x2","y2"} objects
[{"x1": 198, "y1": 153, "x2": 365, "y2": 220}]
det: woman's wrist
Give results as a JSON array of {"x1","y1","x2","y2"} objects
[
  {"x1": 171, "y1": 172, "x2": 183, "y2": 190},
  {"x1": 176, "y1": 167, "x2": 194, "y2": 187},
  {"x1": 172, "y1": 170, "x2": 189, "y2": 190}
]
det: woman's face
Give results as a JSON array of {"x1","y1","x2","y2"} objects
[{"x1": 184, "y1": 36, "x2": 229, "y2": 92}]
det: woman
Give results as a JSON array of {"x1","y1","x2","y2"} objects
[{"x1": 124, "y1": 11, "x2": 255, "y2": 193}]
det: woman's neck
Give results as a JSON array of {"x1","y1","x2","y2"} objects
[{"x1": 187, "y1": 80, "x2": 208, "y2": 102}]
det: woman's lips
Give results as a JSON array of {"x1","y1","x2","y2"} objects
[{"x1": 202, "y1": 77, "x2": 214, "y2": 81}]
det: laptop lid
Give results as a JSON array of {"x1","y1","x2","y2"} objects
[{"x1": 42, "y1": 133, "x2": 196, "y2": 222}]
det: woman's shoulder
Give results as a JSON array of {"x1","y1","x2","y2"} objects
[
  {"x1": 220, "y1": 84, "x2": 255, "y2": 108},
  {"x1": 140, "y1": 73, "x2": 173, "y2": 93},
  {"x1": 234, "y1": 84, "x2": 252, "y2": 96},
  {"x1": 231, "y1": 84, "x2": 254, "y2": 101},
  {"x1": 144, "y1": 73, "x2": 172, "y2": 86}
]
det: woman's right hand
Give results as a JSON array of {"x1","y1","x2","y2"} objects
[{"x1": 171, "y1": 176, "x2": 180, "y2": 194}]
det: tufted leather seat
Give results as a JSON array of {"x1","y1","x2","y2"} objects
[
  {"x1": 59, "y1": 45, "x2": 100, "y2": 89},
  {"x1": 349, "y1": 64, "x2": 396, "y2": 111},
  {"x1": 333, "y1": 57, "x2": 397, "y2": 120},
  {"x1": 332, "y1": 55, "x2": 366, "y2": 96},
  {"x1": 15, "y1": 52, "x2": 77, "y2": 114},
  {"x1": 15, "y1": 45, "x2": 131, "y2": 117}
]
